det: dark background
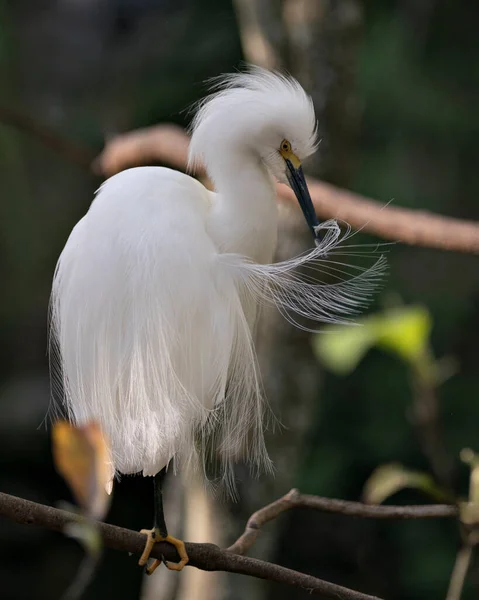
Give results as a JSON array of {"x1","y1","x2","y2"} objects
[{"x1": 0, "y1": 1, "x2": 478, "y2": 599}]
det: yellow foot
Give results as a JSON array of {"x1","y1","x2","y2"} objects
[{"x1": 138, "y1": 528, "x2": 189, "y2": 574}]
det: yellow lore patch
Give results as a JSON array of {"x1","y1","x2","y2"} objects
[{"x1": 279, "y1": 139, "x2": 301, "y2": 169}]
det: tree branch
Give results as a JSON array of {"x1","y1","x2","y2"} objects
[
  {"x1": 0, "y1": 491, "x2": 380, "y2": 600},
  {"x1": 95, "y1": 125, "x2": 479, "y2": 255},
  {"x1": 227, "y1": 488, "x2": 458, "y2": 554},
  {"x1": 2, "y1": 107, "x2": 478, "y2": 254},
  {"x1": 0, "y1": 490, "x2": 458, "y2": 599},
  {"x1": 232, "y1": 0, "x2": 280, "y2": 69},
  {"x1": 0, "y1": 105, "x2": 96, "y2": 170},
  {"x1": 91, "y1": 124, "x2": 190, "y2": 179}
]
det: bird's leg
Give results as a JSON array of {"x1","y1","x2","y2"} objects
[{"x1": 138, "y1": 467, "x2": 189, "y2": 575}]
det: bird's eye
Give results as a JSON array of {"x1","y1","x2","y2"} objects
[{"x1": 280, "y1": 140, "x2": 291, "y2": 152}]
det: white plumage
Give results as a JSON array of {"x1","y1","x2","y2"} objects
[{"x1": 50, "y1": 68, "x2": 385, "y2": 493}]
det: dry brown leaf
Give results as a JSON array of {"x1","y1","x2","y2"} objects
[{"x1": 52, "y1": 421, "x2": 113, "y2": 520}]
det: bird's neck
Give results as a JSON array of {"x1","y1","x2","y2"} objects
[{"x1": 206, "y1": 152, "x2": 278, "y2": 263}]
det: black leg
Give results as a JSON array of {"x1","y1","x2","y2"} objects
[
  {"x1": 153, "y1": 467, "x2": 168, "y2": 538},
  {"x1": 138, "y1": 466, "x2": 189, "y2": 573}
]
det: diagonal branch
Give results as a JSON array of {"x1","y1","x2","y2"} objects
[
  {"x1": 1, "y1": 107, "x2": 478, "y2": 254},
  {"x1": 95, "y1": 125, "x2": 479, "y2": 255},
  {"x1": 227, "y1": 488, "x2": 458, "y2": 554}
]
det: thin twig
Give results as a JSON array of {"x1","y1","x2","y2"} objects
[
  {"x1": 446, "y1": 544, "x2": 473, "y2": 600},
  {"x1": 0, "y1": 491, "x2": 381, "y2": 600},
  {"x1": 0, "y1": 105, "x2": 95, "y2": 170},
  {"x1": 227, "y1": 488, "x2": 458, "y2": 554},
  {"x1": 61, "y1": 552, "x2": 100, "y2": 600},
  {"x1": 410, "y1": 373, "x2": 455, "y2": 494}
]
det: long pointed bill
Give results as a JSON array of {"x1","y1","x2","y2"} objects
[{"x1": 285, "y1": 159, "x2": 322, "y2": 244}]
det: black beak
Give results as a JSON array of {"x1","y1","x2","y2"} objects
[{"x1": 285, "y1": 159, "x2": 321, "y2": 244}]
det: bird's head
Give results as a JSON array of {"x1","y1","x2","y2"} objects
[{"x1": 188, "y1": 67, "x2": 322, "y2": 242}]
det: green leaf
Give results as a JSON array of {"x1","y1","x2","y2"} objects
[
  {"x1": 313, "y1": 305, "x2": 433, "y2": 375},
  {"x1": 461, "y1": 448, "x2": 479, "y2": 506},
  {"x1": 363, "y1": 463, "x2": 452, "y2": 504},
  {"x1": 375, "y1": 306, "x2": 432, "y2": 363},
  {"x1": 313, "y1": 323, "x2": 378, "y2": 375},
  {"x1": 459, "y1": 502, "x2": 479, "y2": 527},
  {"x1": 65, "y1": 519, "x2": 102, "y2": 557}
]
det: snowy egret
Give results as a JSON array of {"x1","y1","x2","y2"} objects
[{"x1": 50, "y1": 68, "x2": 385, "y2": 573}]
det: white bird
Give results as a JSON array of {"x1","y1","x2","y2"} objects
[{"x1": 49, "y1": 68, "x2": 385, "y2": 573}]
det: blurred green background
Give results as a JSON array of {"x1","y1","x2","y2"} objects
[{"x1": 0, "y1": 1, "x2": 478, "y2": 599}]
